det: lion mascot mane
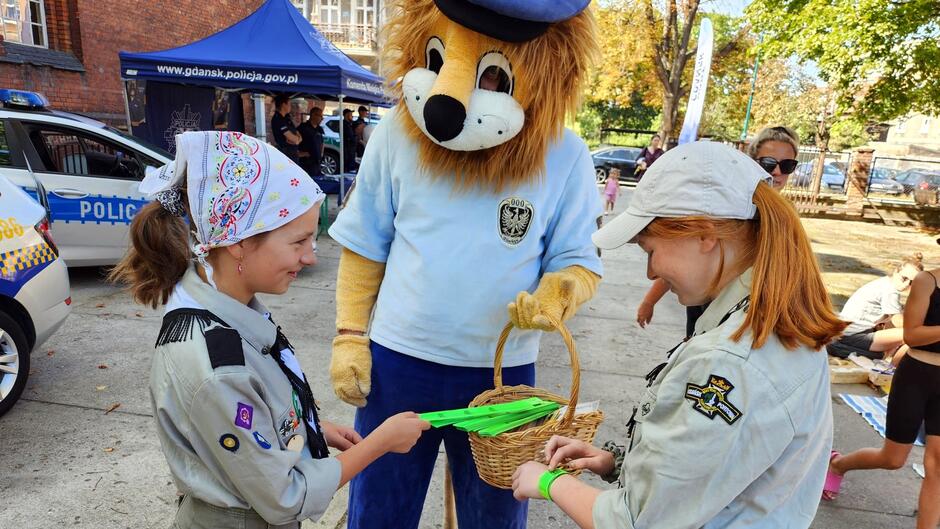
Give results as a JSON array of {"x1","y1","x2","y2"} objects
[{"x1": 327, "y1": 1, "x2": 602, "y2": 527}]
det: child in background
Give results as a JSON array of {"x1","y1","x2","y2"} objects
[{"x1": 603, "y1": 168, "x2": 621, "y2": 216}]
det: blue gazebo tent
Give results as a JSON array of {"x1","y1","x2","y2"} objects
[
  {"x1": 119, "y1": 0, "x2": 385, "y2": 103},
  {"x1": 119, "y1": 0, "x2": 387, "y2": 179}
]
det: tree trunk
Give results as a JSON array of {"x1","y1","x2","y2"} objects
[
  {"x1": 646, "y1": 0, "x2": 699, "y2": 148},
  {"x1": 660, "y1": 91, "x2": 679, "y2": 145}
]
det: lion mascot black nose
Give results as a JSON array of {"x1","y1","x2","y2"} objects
[{"x1": 424, "y1": 94, "x2": 467, "y2": 142}]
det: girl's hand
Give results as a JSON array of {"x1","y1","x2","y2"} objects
[
  {"x1": 637, "y1": 301, "x2": 654, "y2": 328},
  {"x1": 373, "y1": 412, "x2": 431, "y2": 453},
  {"x1": 511, "y1": 461, "x2": 548, "y2": 501},
  {"x1": 322, "y1": 421, "x2": 363, "y2": 451},
  {"x1": 544, "y1": 435, "x2": 614, "y2": 476}
]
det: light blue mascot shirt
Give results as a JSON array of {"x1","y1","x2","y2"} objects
[{"x1": 329, "y1": 108, "x2": 602, "y2": 368}]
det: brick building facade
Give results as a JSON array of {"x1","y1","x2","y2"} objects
[{"x1": 0, "y1": 0, "x2": 264, "y2": 127}]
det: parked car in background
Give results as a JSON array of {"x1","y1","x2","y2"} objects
[
  {"x1": 791, "y1": 162, "x2": 846, "y2": 192},
  {"x1": 591, "y1": 146, "x2": 643, "y2": 183},
  {"x1": 868, "y1": 175, "x2": 904, "y2": 195},
  {"x1": 0, "y1": 174, "x2": 70, "y2": 417},
  {"x1": 893, "y1": 168, "x2": 940, "y2": 195},
  {"x1": 0, "y1": 89, "x2": 171, "y2": 266}
]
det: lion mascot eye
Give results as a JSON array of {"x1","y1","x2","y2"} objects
[
  {"x1": 426, "y1": 37, "x2": 445, "y2": 74},
  {"x1": 476, "y1": 52, "x2": 513, "y2": 94}
]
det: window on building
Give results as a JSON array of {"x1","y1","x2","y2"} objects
[
  {"x1": 354, "y1": 0, "x2": 375, "y2": 26},
  {"x1": 318, "y1": 0, "x2": 340, "y2": 27},
  {"x1": 921, "y1": 117, "x2": 932, "y2": 135},
  {"x1": 0, "y1": 0, "x2": 47, "y2": 47}
]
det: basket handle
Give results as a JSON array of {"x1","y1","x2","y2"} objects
[{"x1": 493, "y1": 315, "x2": 581, "y2": 427}]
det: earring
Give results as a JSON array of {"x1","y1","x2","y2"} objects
[{"x1": 237, "y1": 261, "x2": 244, "y2": 275}]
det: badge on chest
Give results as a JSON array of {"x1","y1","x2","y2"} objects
[{"x1": 497, "y1": 197, "x2": 534, "y2": 247}]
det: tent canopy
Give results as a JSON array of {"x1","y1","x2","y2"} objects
[{"x1": 119, "y1": 0, "x2": 386, "y2": 104}]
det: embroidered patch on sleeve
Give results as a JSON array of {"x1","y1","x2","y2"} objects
[
  {"x1": 235, "y1": 402, "x2": 254, "y2": 429},
  {"x1": 253, "y1": 431, "x2": 272, "y2": 450},
  {"x1": 219, "y1": 433, "x2": 240, "y2": 453},
  {"x1": 685, "y1": 374, "x2": 742, "y2": 425}
]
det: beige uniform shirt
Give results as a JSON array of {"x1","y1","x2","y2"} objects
[
  {"x1": 150, "y1": 267, "x2": 341, "y2": 526},
  {"x1": 594, "y1": 269, "x2": 833, "y2": 529}
]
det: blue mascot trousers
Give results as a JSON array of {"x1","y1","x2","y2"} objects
[{"x1": 347, "y1": 341, "x2": 534, "y2": 529}]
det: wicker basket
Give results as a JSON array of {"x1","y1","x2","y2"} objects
[{"x1": 468, "y1": 316, "x2": 604, "y2": 489}]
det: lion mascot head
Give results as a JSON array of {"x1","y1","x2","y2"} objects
[{"x1": 382, "y1": 0, "x2": 597, "y2": 191}]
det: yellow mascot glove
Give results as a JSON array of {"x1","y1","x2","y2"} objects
[
  {"x1": 330, "y1": 335, "x2": 373, "y2": 407},
  {"x1": 508, "y1": 265, "x2": 600, "y2": 331},
  {"x1": 330, "y1": 248, "x2": 386, "y2": 407}
]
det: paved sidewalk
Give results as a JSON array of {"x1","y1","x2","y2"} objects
[{"x1": 0, "y1": 190, "x2": 929, "y2": 528}]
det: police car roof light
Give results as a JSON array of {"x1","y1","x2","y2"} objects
[{"x1": 0, "y1": 89, "x2": 49, "y2": 110}]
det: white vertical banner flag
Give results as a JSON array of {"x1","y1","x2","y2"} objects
[{"x1": 678, "y1": 18, "x2": 714, "y2": 145}]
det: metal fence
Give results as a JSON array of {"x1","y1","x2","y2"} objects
[
  {"x1": 313, "y1": 23, "x2": 376, "y2": 50},
  {"x1": 779, "y1": 147, "x2": 853, "y2": 197},
  {"x1": 868, "y1": 156, "x2": 940, "y2": 205}
]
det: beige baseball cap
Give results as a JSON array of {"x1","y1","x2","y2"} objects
[{"x1": 592, "y1": 141, "x2": 767, "y2": 250}]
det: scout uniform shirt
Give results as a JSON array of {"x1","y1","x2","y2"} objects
[
  {"x1": 593, "y1": 269, "x2": 833, "y2": 529},
  {"x1": 149, "y1": 266, "x2": 341, "y2": 526},
  {"x1": 328, "y1": 108, "x2": 603, "y2": 368}
]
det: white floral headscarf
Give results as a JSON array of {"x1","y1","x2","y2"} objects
[{"x1": 140, "y1": 131, "x2": 325, "y2": 263}]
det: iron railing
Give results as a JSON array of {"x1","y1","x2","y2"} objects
[{"x1": 313, "y1": 23, "x2": 377, "y2": 50}]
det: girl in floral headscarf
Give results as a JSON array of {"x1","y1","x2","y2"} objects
[{"x1": 110, "y1": 131, "x2": 428, "y2": 529}]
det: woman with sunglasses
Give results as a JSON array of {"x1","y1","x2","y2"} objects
[
  {"x1": 824, "y1": 251, "x2": 940, "y2": 529},
  {"x1": 748, "y1": 125, "x2": 800, "y2": 190},
  {"x1": 826, "y1": 253, "x2": 924, "y2": 361}
]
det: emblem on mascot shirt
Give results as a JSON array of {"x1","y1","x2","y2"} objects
[{"x1": 497, "y1": 197, "x2": 533, "y2": 246}]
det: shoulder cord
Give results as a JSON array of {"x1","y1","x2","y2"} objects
[{"x1": 267, "y1": 326, "x2": 330, "y2": 459}]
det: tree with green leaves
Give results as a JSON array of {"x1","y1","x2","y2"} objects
[
  {"x1": 584, "y1": 0, "x2": 749, "y2": 144},
  {"x1": 746, "y1": 0, "x2": 940, "y2": 122}
]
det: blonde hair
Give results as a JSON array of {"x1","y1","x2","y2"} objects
[
  {"x1": 642, "y1": 183, "x2": 847, "y2": 350},
  {"x1": 748, "y1": 126, "x2": 800, "y2": 160},
  {"x1": 894, "y1": 252, "x2": 925, "y2": 274}
]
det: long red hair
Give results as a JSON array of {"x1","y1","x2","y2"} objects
[{"x1": 642, "y1": 183, "x2": 847, "y2": 350}]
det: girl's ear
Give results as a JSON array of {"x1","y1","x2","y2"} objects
[
  {"x1": 699, "y1": 235, "x2": 719, "y2": 254},
  {"x1": 224, "y1": 242, "x2": 245, "y2": 262}
]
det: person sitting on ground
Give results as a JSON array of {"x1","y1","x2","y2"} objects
[
  {"x1": 827, "y1": 253, "x2": 924, "y2": 360},
  {"x1": 823, "y1": 254, "x2": 940, "y2": 529},
  {"x1": 749, "y1": 125, "x2": 801, "y2": 190}
]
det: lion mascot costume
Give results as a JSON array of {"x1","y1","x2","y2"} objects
[{"x1": 328, "y1": 1, "x2": 601, "y2": 527}]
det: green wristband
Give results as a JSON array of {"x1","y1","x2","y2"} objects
[{"x1": 538, "y1": 469, "x2": 568, "y2": 502}]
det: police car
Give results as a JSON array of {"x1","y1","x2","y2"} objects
[
  {"x1": 0, "y1": 89, "x2": 172, "y2": 266},
  {"x1": 321, "y1": 115, "x2": 377, "y2": 175},
  {"x1": 0, "y1": 172, "x2": 71, "y2": 416}
]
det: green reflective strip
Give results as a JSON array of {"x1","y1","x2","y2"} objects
[{"x1": 419, "y1": 397, "x2": 550, "y2": 426}]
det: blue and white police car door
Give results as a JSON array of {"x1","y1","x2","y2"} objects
[{"x1": 26, "y1": 127, "x2": 148, "y2": 265}]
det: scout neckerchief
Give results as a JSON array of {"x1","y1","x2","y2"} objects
[
  {"x1": 625, "y1": 296, "x2": 751, "y2": 450},
  {"x1": 268, "y1": 325, "x2": 330, "y2": 459}
]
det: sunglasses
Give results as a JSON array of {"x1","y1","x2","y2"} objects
[{"x1": 757, "y1": 157, "x2": 798, "y2": 175}]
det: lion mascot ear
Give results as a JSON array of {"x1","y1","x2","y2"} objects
[{"x1": 383, "y1": 0, "x2": 597, "y2": 190}]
